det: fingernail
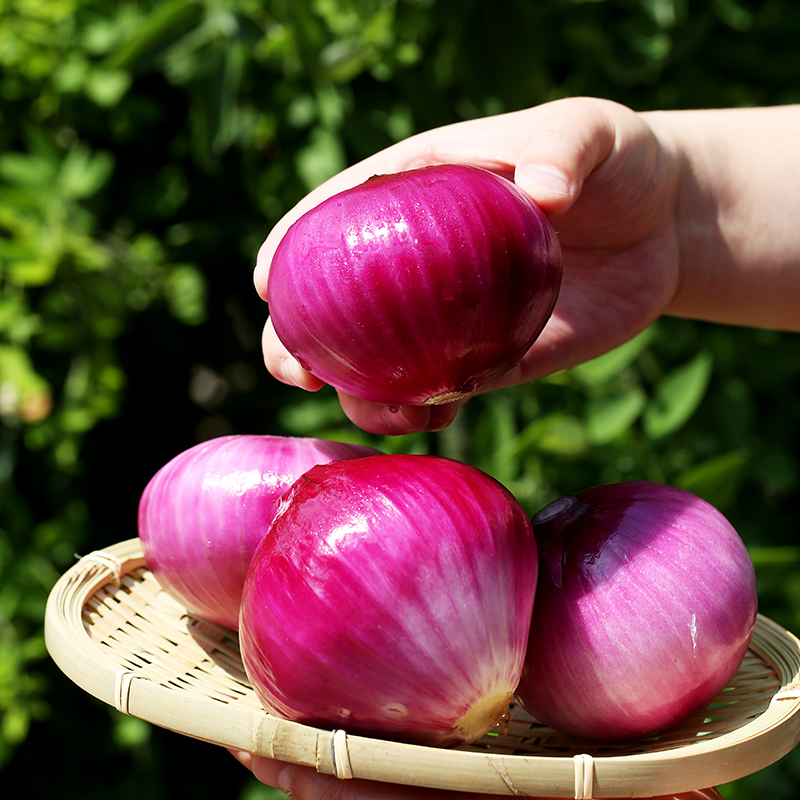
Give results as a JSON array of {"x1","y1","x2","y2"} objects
[
  {"x1": 277, "y1": 356, "x2": 308, "y2": 387},
  {"x1": 380, "y1": 405, "x2": 415, "y2": 433},
  {"x1": 278, "y1": 765, "x2": 293, "y2": 796},
  {"x1": 381, "y1": 405, "x2": 430, "y2": 434},
  {"x1": 518, "y1": 164, "x2": 570, "y2": 197}
]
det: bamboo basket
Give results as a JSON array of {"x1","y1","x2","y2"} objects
[{"x1": 45, "y1": 538, "x2": 800, "y2": 799}]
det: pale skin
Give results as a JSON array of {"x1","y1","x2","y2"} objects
[
  {"x1": 255, "y1": 97, "x2": 800, "y2": 435},
  {"x1": 242, "y1": 97, "x2": 800, "y2": 798}
]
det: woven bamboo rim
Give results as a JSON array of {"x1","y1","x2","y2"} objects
[{"x1": 45, "y1": 539, "x2": 800, "y2": 798}]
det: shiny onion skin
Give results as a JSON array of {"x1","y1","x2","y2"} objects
[
  {"x1": 267, "y1": 164, "x2": 562, "y2": 406},
  {"x1": 239, "y1": 454, "x2": 538, "y2": 747},
  {"x1": 516, "y1": 481, "x2": 758, "y2": 741},
  {"x1": 138, "y1": 434, "x2": 379, "y2": 630}
]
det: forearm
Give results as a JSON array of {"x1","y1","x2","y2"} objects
[{"x1": 644, "y1": 105, "x2": 800, "y2": 332}]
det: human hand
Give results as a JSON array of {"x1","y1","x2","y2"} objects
[
  {"x1": 230, "y1": 749, "x2": 723, "y2": 800},
  {"x1": 255, "y1": 97, "x2": 681, "y2": 435}
]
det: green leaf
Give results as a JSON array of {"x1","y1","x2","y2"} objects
[
  {"x1": 570, "y1": 326, "x2": 656, "y2": 386},
  {"x1": 52, "y1": 55, "x2": 90, "y2": 94},
  {"x1": 0, "y1": 344, "x2": 51, "y2": 421},
  {"x1": 0, "y1": 153, "x2": 58, "y2": 188},
  {"x1": 714, "y1": 0, "x2": 755, "y2": 31},
  {"x1": 0, "y1": 703, "x2": 30, "y2": 747},
  {"x1": 295, "y1": 126, "x2": 347, "y2": 190},
  {"x1": 5, "y1": 259, "x2": 59, "y2": 287},
  {"x1": 102, "y1": 0, "x2": 205, "y2": 71},
  {"x1": 277, "y1": 393, "x2": 347, "y2": 435},
  {"x1": 165, "y1": 264, "x2": 207, "y2": 325},
  {"x1": 57, "y1": 145, "x2": 114, "y2": 200},
  {"x1": 0, "y1": 296, "x2": 39, "y2": 343},
  {"x1": 674, "y1": 448, "x2": 749, "y2": 511},
  {"x1": 85, "y1": 68, "x2": 132, "y2": 107},
  {"x1": 472, "y1": 393, "x2": 519, "y2": 480},
  {"x1": 534, "y1": 414, "x2": 587, "y2": 457},
  {"x1": 585, "y1": 387, "x2": 647, "y2": 445},
  {"x1": 751, "y1": 448, "x2": 799, "y2": 497},
  {"x1": 111, "y1": 715, "x2": 151, "y2": 749},
  {"x1": 749, "y1": 546, "x2": 800, "y2": 568},
  {"x1": 209, "y1": 41, "x2": 247, "y2": 155},
  {"x1": 642, "y1": 350, "x2": 713, "y2": 439},
  {"x1": 494, "y1": 412, "x2": 587, "y2": 464}
]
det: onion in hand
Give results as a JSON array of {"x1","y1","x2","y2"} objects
[
  {"x1": 239, "y1": 453, "x2": 538, "y2": 747},
  {"x1": 267, "y1": 164, "x2": 562, "y2": 407},
  {"x1": 516, "y1": 481, "x2": 758, "y2": 741},
  {"x1": 138, "y1": 434, "x2": 379, "y2": 629}
]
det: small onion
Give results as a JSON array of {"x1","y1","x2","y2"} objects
[
  {"x1": 267, "y1": 164, "x2": 562, "y2": 407},
  {"x1": 516, "y1": 481, "x2": 758, "y2": 741},
  {"x1": 138, "y1": 434, "x2": 380, "y2": 629},
  {"x1": 238, "y1": 453, "x2": 538, "y2": 747}
]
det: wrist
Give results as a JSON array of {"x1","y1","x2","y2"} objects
[
  {"x1": 642, "y1": 106, "x2": 800, "y2": 331},
  {"x1": 639, "y1": 109, "x2": 723, "y2": 323}
]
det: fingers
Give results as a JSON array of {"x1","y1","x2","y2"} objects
[
  {"x1": 262, "y1": 318, "x2": 325, "y2": 392},
  {"x1": 337, "y1": 392, "x2": 463, "y2": 436},
  {"x1": 262, "y1": 316, "x2": 463, "y2": 434},
  {"x1": 519, "y1": 100, "x2": 671, "y2": 250},
  {"x1": 513, "y1": 96, "x2": 622, "y2": 217},
  {"x1": 254, "y1": 96, "x2": 648, "y2": 431}
]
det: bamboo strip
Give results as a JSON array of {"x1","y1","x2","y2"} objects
[{"x1": 45, "y1": 539, "x2": 800, "y2": 798}]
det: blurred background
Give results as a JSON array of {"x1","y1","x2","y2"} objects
[{"x1": 2, "y1": 0, "x2": 799, "y2": 797}]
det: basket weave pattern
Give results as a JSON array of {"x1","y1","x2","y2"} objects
[{"x1": 46, "y1": 539, "x2": 800, "y2": 798}]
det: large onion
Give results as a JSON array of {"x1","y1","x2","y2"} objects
[
  {"x1": 238, "y1": 453, "x2": 538, "y2": 746},
  {"x1": 138, "y1": 434, "x2": 380, "y2": 629},
  {"x1": 516, "y1": 481, "x2": 758, "y2": 741},
  {"x1": 267, "y1": 164, "x2": 562, "y2": 407}
]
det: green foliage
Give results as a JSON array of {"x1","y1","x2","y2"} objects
[{"x1": 2, "y1": 0, "x2": 800, "y2": 797}]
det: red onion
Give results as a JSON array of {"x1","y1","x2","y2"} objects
[
  {"x1": 267, "y1": 164, "x2": 562, "y2": 406},
  {"x1": 238, "y1": 453, "x2": 538, "y2": 746},
  {"x1": 516, "y1": 481, "x2": 758, "y2": 741},
  {"x1": 138, "y1": 434, "x2": 380, "y2": 630}
]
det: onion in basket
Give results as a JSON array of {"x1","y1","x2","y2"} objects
[
  {"x1": 238, "y1": 453, "x2": 538, "y2": 747},
  {"x1": 267, "y1": 163, "x2": 562, "y2": 407},
  {"x1": 138, "y1": 434, "x2": 379, "y2": 629},
  {"x1": 516, "y1": 481, "x2": 758, "y2": 741}
]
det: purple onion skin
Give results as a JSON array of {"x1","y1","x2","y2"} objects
[
  {"x1": 239, "y1": 454, "x2": 538, "y2": 747},
  {"x1": 138, "y1": 435, "x2": 380, "y2": 630},
  {"x1": 516, "y1": 481, "x2": 758, "y2": 741},
  {"x1": 267, "y1": 164, "x2": 562, "y2": 407}
]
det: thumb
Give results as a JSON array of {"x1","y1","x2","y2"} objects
[{"x1": 513, "y1": 96, "x2": 626, "y2": 217}]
